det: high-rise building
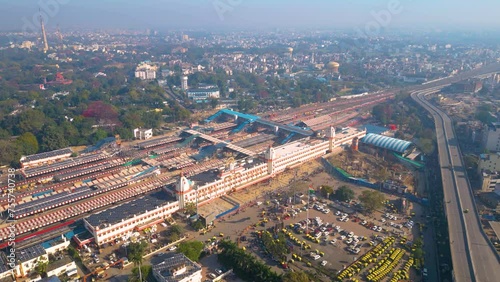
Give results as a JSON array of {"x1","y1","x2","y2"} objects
[
  {"x1": 134, "y1": 61, "x2": 157, "y2": 80},
  {"x1": 181, "y1": 76, "x2": 188, "y2": 91},
  {"x1": 483, "y1": 122, "x2": 500, "y2": 152}
]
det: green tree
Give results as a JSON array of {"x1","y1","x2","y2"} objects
[
  {"x1": 418, "y1": 138, "x2": 435, "y2": 155},
  {"x1": 177, "y1": 241, "x2": 205, "y2": 262},
  {"x1": 192, "y1": 220, "x2": 204, "y2": 231},
  {"x1": 358, "y1": 190, "x2": 385, "y2": 212},
  {"x1": 127, "y1": 241, "x2": 148, "y2": 282},
  {"x1": 282, "y1": 271, "x2": 312, "y2": 282},
  {"x1": 16, "y1": 109, "x2": 46, "y2": 134},
  {"x1": 90, "y1": 128, "x2": 108, "y2": 143},
  {"x1": 320, "y1": 185, "x2": 334, "y2": 199},
  {"x1": 168, "y1": 224, "x2": 184, "y2": 242},
  {"x1": 34, "y1": 259, "x2": 48, "y2": 277},
  {"x1": 129, "y1": 265, "x2": 152, "y2": 282},
  {"x1": 40, "y1": 125, "x2": 69, "y2": 151},
  {"x1": 333, "y1": 186, "x2": 355, "y2": 202},
  {"x1": 218, "y1": 240, "x2": 281, "y2": 282},
  {"x1": 209, "y1": 97, "x2": 219, "y2": 109},
  {"x1": 142, "y1": 111, "x2": 162, "y2": 129},
  {"x1": 184, "y1": 202, "x2": 197, "y2": 216},
  {"x1": 15, "y1": 132, "x2": 38, "y2": 155},
  {"x1": 0, "y1": 140, "x2": 20, "y2": 166}
]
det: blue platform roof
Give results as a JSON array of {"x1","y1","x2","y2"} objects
[
  {"x1": 363, "y1": 125, "x2": 390, "y2": 135},
  {"x1": 361, "y1": 133, "x2": 412, "y2": 153}
]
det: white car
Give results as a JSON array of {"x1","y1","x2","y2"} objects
[
  {"x1": 348, "y1": 232, "x2": 354, "y2": 238},
  {"x1": 361, "y1": 220, "x2": 367, "y2": 225},
  {"x1": 381, "y1": 218, "x2": 386, "y2": 223},
  {"x1": 335, "y1": 211, "x2": 341, "y2": 216},
  {"x1": 372, "y1": 226, "x2": 378, "y2": 231},
  {"x1": 330, "y1": 239, "x2": 337, "y2": 244},
  {"x1": 168, "y1": 245, "x2": 177, "y2": 251},
  {"x1": 346, "y1": 238, "x2": 353, "y2": 244},
  {"x1": 340, "y1": 235, "x2": 346, "y2": 240},
  {"x1": 376, "y1": 226, "x2": 382, "y2": 232},
  {"x1": 313, "y1": 255, "x2": 321, "y2": 260},
  {"x1": 321, "y1": 260, "x2": 328, "y2": 266}
]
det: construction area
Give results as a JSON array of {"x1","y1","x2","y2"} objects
[{"x1": 328, "y1": 150, "x2": 417, "y2": 194}]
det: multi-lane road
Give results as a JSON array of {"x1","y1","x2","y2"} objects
[{"x1": 410, "y1": 63, "x2": 500, "y2": 282}]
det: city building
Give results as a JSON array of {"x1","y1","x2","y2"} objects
[
  {"x1": 83, "y1": 192, "x2": 179, "y2": 245},
  {"x1": 187, "y1": 87, "x2": 220, "y2": 102},
  {"x1": 20, "y1": 148, "x2": 73, "y2": 168},
  {"x1": 152, "y1": 253, "x2": 202, "y2": 282},
  {"x1": 135, "y1": 61, "x2": 158, "y2": 80},
  {"x1": 84, "y1": 127, "x2": 364, "y2": 244},
  {"x1": 46, "y1": 72, "x2": 73, "y2": 85},
  {"x1": 12, "y1": 244, "x2": 49, "y2": 278},
  {"x1": 134, "y1": 128, "x2": 153, "y2": 140},
  {"x1": 181, "y1": 76, "x2": 188, "y2": 91},
  {"x1": 481, "y1": 171, "x2": 500, "y2": 192},
  {"x1": 483, "y1": 122, "x2": 500, "y2": 152},
  {"x1": 478, "y1": 183, "x2": 500, "y2": 213},
  {"x1": 45, "y1": 257, "x2": 77, "y2": 279},
  {"x1": 478, "y1": 153, "x2": 500, "y2": 173}
]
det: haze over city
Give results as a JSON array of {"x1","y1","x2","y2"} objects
[{"x1": 2, "y1": 0, "x2": 500, "y2": 30}]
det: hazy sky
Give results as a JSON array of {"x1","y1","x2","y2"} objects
[{"x1": 1, "y1": 0, "x2": 499, "y2": 31}]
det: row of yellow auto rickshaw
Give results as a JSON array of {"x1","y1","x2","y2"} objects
[
  {"x1": 389, "y1": 257, "x2": 413, "y2": 282},
  {"x1": 282, "y1": 228, "x2": 312, "y2": 250},
  {"x1": 335, "y1": 237, "x2": 395, "y2": 280},
  {"x1": 366, "y1": 247, "x2": 405, "y2": 281}
]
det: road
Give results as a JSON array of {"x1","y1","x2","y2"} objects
[{"x1": 410, "y1": 63, "x2": 500, "y2": 282}]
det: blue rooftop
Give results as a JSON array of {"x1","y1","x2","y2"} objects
[
  {"x1": 362, "y1": 133, "x2": 413, "y2": 154},
  {"x1": 363, "y1": 125, "x2": 390, "y2": 135}
]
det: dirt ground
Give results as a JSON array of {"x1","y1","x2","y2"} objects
[{"x1": 329, "y1": 150, "x2": 417, "y2": 193}]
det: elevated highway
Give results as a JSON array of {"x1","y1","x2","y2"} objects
[{"x1": 410, "y1": 63, "x2": 500, "y2": 282}]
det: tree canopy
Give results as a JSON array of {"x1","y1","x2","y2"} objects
[
  {"x1": 333, "y1": 186, "x2": 355, "y2": 202},
  {"x1": 358, "y1": 190, "x2": 385, "y2": 212},
  {"x1": 218, "y1": 240, "x2": 281, "y2": 282},
  {"x1": 282, "y1": 271, "x2": 312, "y2": 282},
  {"x1": 319, "y1": 185, "x2": 334, "y2": 199},
  {"x1": 177, "y1": 240, "x2": 205, "y2": 262}
]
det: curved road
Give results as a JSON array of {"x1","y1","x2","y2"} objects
[{"x1": 410, "y1": 63, "x2": 500, "y2": 282}]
